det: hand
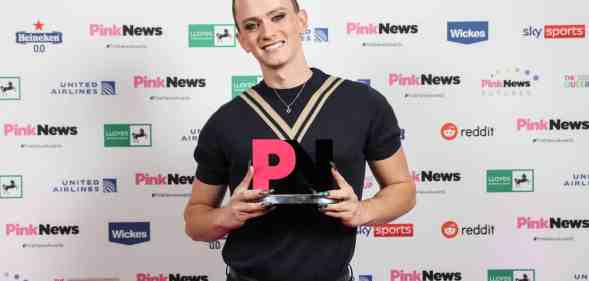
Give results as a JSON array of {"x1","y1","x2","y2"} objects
[
  {"x1": 321, "y1": 167, "x2": 367, "y2": 227},
  {"x1": 221, "y1": 165, "x2": 273, "y2": 230}
]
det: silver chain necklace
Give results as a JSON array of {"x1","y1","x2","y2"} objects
[{"x1": 271, "y1": 81, "x2": 307, "y2": 114}]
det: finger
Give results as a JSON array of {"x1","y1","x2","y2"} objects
[
  {"x1": 240, "y1": 189, "x2": 268, "y2": 202},
  {"x1": 322, "y1": 201, "x2": 351, "y2": 212},
  {"x1": 237, "y1": 202, "x2": 267, "y2": 213},
  {"x1": 235, "y1": 164, "x2": 254, "y2": 193},
  {"x1": 327, "y1": 189, "x2": 352, "y2": 200},
  {"x1": 331, "y1": 167, "x2": 347, "y2": 188}
]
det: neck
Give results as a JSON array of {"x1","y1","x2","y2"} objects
[{"x1": 261, "y1": 56, "x2": 312, "y2": 89}]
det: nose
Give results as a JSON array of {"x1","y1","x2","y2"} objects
[{"x1": 259, "y1": 19, "x2": 277, "y2": 41}]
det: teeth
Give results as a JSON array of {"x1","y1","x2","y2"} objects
[{"x1": 264, "y1": 41, "x2": 285, "y2": 51}]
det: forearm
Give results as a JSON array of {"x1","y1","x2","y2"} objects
[
  {"x1": 184, "y1": 204, "x2": 233, "y2": 241},
  {"x1": 359, "y1": 181, "x2": 416, "y2": 225}
]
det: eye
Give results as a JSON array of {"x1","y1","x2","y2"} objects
[
  {"x1": 244, "y1": 21, "x2": 258, "y2": 31},
  {"x1": 272, "y1": 13, "x2": 286, "y2": 22}
]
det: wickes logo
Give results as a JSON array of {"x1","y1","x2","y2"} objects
[
  {"x1": 137, "y1": 273, "x2": 208, "y2": 281},
  {"x1": 4, "y1": 124, "x2": 78, "y2": 136},
  {"x1": 109, "y1": 222, "x2": 150, "y2": 245},
  {"x1": 447, "y1": 21, "x2": 489, "y2": 44},
  {"x1": 135, "y1": 173, "x2": 195, "y2": 186}
]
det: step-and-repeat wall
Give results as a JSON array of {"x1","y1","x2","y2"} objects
[{"x1": 2, "y1": 0, "x2": 588, "y2": 280}]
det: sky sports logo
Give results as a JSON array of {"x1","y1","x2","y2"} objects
[
  {"x1": 488, "y1": 269, "x2": 535, "y2": 281},
  {"x1": 357, "y1": 224, "x2": 414, "y2": 237},
  {"x1": 3, "y1": 124, "x2": 78, "y2": 136},
  {"x1": 447, "y1": 21, "x2": 489, "y2": 44},
  {"x1": 5, "y1": 224, "x2": 80, "y2": 236},
  {"x1": 109, "y1": 222, "x2": 150, "y2": 245},
  {"x1": 523, "y1": 24, "x2": 585, "y2": 39},
  {"x1": 487, "y1": 170, "x2": 534, "y2": 192},
  {"x1": 517, "y1": 217, "x2": 589, "y2": 229},
  {"x1": 390, "y1": 269, "x2": 462, "y2": 281},
  {"x1": 135, "y1": 173, "x2": 195, "y2": 186}
]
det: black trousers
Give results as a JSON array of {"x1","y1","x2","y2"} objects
[{"x1": 226, "y1": 266, "x2": 354, "y2": 281}]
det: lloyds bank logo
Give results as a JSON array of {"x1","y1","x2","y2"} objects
[
  {"x1": 487, "y1": 169, "x2": 534, "y2": 192},
  {"x1": 488, "y1": 269, "x2": 535, "y2": 281},
  {"x1": 104, "y1": 124, "x2": 152, "y2": 147},
  {"x1": 232, "y1": 75, "x2": 262, "y2": 98},
  {"x1": 189, "y1": 24, "x2": 236, "y2": 47}
]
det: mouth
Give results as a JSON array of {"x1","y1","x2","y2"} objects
[{"x1": 262, "y1": 40, "x2": 286, "y2": 51}]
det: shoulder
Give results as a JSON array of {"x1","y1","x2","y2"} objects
[
  {"x1": 328, "y1": 77, "x2": 391, "y2": 109},
  {"x1": 201, "y1": 96, "x2": 248, "y2": 133}
]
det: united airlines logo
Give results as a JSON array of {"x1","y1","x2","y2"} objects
[
  {"x1": 447, "y1": 21, "x2": 489, "y2": 44},
  {"x1": 109, "y1": 222, "x2": 150, "y2": 245},
  {"x1": 301, "y1": 27, "x2": 329, "y2": 43}
]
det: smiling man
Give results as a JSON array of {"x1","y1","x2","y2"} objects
[{"x1": 183, "y1": 1, "x2": 416, "y2": 281}]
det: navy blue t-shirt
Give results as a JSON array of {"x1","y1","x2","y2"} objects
[{"x1": 194, "y1": 68, "x2": 401, "y2": 281}]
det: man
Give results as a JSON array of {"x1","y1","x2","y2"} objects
[{"x1": 183, "y1": 1, "x2": 416, "y2": 280}]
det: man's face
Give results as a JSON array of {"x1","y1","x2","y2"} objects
[{"x1": 234, "y1": 0, "x2": 307, "y2": 69}]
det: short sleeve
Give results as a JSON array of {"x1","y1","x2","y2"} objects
[
  {"x1": 194, "y1": 115, "x2": 229, "y2": 185},
  {"x1": 364, "y1": 88, "x2": 402, "y2": 161}
]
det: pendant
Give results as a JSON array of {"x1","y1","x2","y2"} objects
[{"x1": 286, "y1": 107, "x2": 292, "y2": 114}]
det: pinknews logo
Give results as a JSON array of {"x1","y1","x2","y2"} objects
[
  {"x1": 516, "y1": 217, "x2": 589, "y2": 229},
  {"x1": 516, "y1": 118, "x2": 589, "y2": 131},
  {"x1": 390, "y1": 269, "x2": 462, "y2": 281},
  {"x1": 389, "y1": 74, "x2": 461, "y2": 86},
  {"x1": 412, "y1": 170, "x2": 462, "y2": 183},
  {"x1": 135, "y1": 173, "x2": 195, "y2": 185},
  {"x1": 133, "y1": 75, "x2": 206, "y2": 88},
  {"x1": 3, "y1": 124, "x2": 78, "y2": 136},
  {"x1": 89, "y1": 24, "x2": 163, "y2": 37},
  {"x1": 5, "y1": 224, "x2": 80, "y2": 236},
  {"x1": 136, "y1": 273, "x2": 208, "y2": 281},
  {"x1": 346, "y1": 22, "x2": 418, "y2": 35}
]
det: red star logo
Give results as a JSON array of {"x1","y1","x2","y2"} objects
[{"x1": 33, "y1": 20, "x2": 44, "y2": 30}]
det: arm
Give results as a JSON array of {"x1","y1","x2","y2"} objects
[
  {"x1": 323, "y1": 147, "x2": 416, "y2": 226},
  {"x1": 183, "y1": 165, "x2": 271, "y2": 241}
]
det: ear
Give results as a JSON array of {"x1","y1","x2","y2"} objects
[
  {"x1": 296, "y1": 9, "x2": 309, "y2": 32},
  {"x1": 237, "y1": 32, "x2": 252, "y2": 53}
]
